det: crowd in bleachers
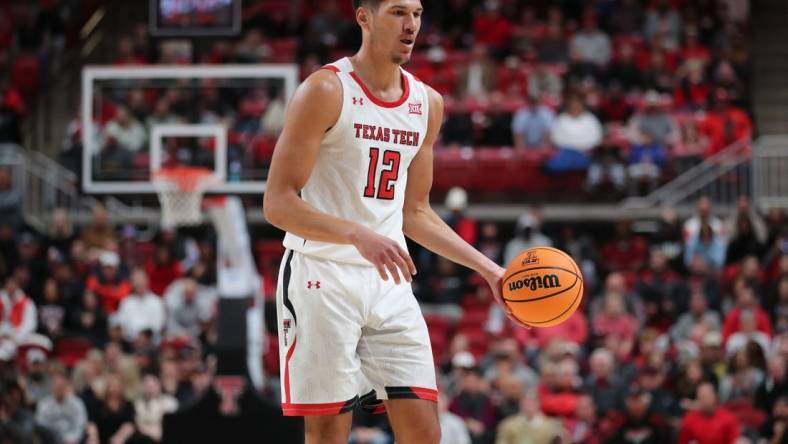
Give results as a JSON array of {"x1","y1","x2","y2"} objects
[
  {"x1": 0, "y1": 0, "x2": 107, "y2": 147},
  {"x1": 2, "y1": 177, "x2": 788, "y2": 443},
  {"x1": 60, "y1": 0, "x2": 755, "y2": 199}
]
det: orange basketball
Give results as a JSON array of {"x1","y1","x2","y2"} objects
[{"x1": 501, "y1": 246, "x2": 583, "y2": 328}]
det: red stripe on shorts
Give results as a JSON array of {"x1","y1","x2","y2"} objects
[
  {"x1": 283, "y1": 337, "x2": 297, "y2": 404},
  {"x1": 410, "y1": 387, "x2": 439, "y2": 402}
]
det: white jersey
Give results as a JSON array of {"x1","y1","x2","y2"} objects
[{"x1": 282, "y1": 57, "x2": 430, "y2": 265}]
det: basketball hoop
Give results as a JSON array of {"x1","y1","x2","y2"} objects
[{"x1": 153, "y1": 166, "x2": 218, "y2": 227}]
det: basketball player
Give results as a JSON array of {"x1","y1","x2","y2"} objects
[{"x1": 264, "y1": 1, "x2": 523, "y2": 442}]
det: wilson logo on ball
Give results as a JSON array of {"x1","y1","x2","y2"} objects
[{"x1": 508, "y1": 274, "x2": 561, "y2": 292}]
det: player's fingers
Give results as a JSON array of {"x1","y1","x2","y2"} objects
[
  {"x1": 395, "y1": 244, "x2": 417, "y2": 276},
  {"x1": 373, "y1": 256, "x2": 389, "y2": 281},
  {"x1": 383, "y1": 257, "x2": 401, "y2": 284},
  {"x1": 388, "y1": 250, "x2": 412, "y2": 283}
]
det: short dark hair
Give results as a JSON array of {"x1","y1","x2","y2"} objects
[{"x1": 352, "y1": 0, "x2": 382, "y2": 10}]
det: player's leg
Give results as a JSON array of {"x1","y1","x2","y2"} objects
[
  {"x1": 276, "y1": 250, "x2": 367, "y2": 442},
  {"x1": 357, "y1": 274, "x2": 441, "y2": 444},
  {"x1": 304, "y1": 413, "x2": 353, "y2": 444},
  {"x1": 384, "y1": 399, "x2": 441, "y2": 444}
]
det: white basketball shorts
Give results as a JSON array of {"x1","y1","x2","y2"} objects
[{"x1": 276, "y1": 249, "x2": 437, "y2": 416}]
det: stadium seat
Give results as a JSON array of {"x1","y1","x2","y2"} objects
[{"x1": 53, "y1": 337, "x2": 94, "y2": 368}]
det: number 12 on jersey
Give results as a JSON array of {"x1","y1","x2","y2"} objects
[{"x1": 364, "y1": 147, "x2": 401, "y2": 200}]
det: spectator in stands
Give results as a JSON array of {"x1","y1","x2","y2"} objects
[
  {"x1": 628, "y1": 91, "x2": 679, "y2": 147},
  {"x1": 495, "y1": 391, "x2": 567, "y2": 444},
  {"x1": 165, "y1": 277, "x2": 216, "y2": 339},
  {"x1": 726, "y1": 217, "x2": 764, "y2": 265},
  {"x1": 684, "y1": 222, "x2": 727, "y2": 270},
  {"x1": 593, "y1": 291, "x2": 639, "y2": 346},
  {"x1": 712, "y1": 61, "x2": 747, "y2": 109},
  {"x1": 23, "y1": 348, "x2": 51, "y2": 405},
  {"x1": 45, "y1": 208, "x2": 76, "y2": 261},
  {"x1": 546, "y1": 95, "x2": 603, "y2": 173},
  {"x1": 35, "y1": 369, "x2": 87, "y2": 444},
  {"x1": 609, "y1": 383, "x2": 673, "y2": 444},
  {"x1": 760, "y1": 395, "x2": 788, "y2": 444},
  {"x1": 0, "y1": 167, "x2": 21, "y2": 232},
  {"x1": 536, "y1": 21, "x2": 569, "y2": 64},
  {"x1": 565, "y1": 393, "x2": 602, "y2": 443},
  {"x1": 672, "y1": 291, "x2": 721, "y2": 343},
  {"x1": 755, "y1": 356, "x2": 787, "y2": 414},
  {"x1": 673, "y1": 116, "x2": 709, "y2": 173},
  {"x1": 503, "y1": 209, "x2": 552, "y2": 266},
  {"x1": 678, "y1": 382, "x2": 740, "y2": 444},
  {"x1": 600, "y1": 219, "x2": 648, "y2": 273},
  {"x1": 81, "y1": 204, "x2": 116, "y2": 252},
  {"x1": 37, "y1": 278, "x2": 66, "y2": 340},
  {"x1": 0, "y1": 89, "x2": 22, "y2": 144},
  {"x1": 0, "y1": 275, "x2": 36, "y2": 340},
  {"x1": 86, "y1": 374, "x2": 136, "y2": 444},
  {"x1": 145, "y1": 245, "x2": 182, "y2": 297},
  {"x1": 116, "y1": 269, "x2": 165, "y2": 343},
  {"x1": 115, "y1": 37, "x2": 146, "y2": 65},
  {"x1": 725, "y1": 310, "x2": 771, "y2": 357},
  {"x1": 146, "y1": 98, "x2": 179, "y2": 129},
  {"x1": 103, "y1": 105, "x2": 147, "y2": 153},
  {"x1": 627, "y1": 132, "x2": 668, "y2": 195},
  {"x1": 684, "y1": 197, "x2": 725, "y2": 241},
  {"x1": 569, "y1": 12, "x2": 612, "y2": 67},
  {"x1": 473, "y1": 0, "x2": 513, "y2": 57},
  {"x1": 438, "y1": 392, "x2": 471, "y2": 444},
  {"x1": 538, "y1": 358, "x2": 581, "y2": 419},
  {"x1": 586, "y1": 131, "x2": 627, "y2": 196},
  {"x1": 86, "y1": 251, "x2": 130, "y2": 314},
  {"x1": 700, "y1": 89, "x2": 752, "y2": 156},
  {"x1": 727, "y1": 196, "x2": 768, "y2": 245},
  {"x1": 641, "y1": 51, "x2": 675, "y2": 95},
  {"x1": 69, "y1": 289, "x2": 107, "y2": 344},
  {"x1": 528, "y1": 65, "x2": 563, "y2": 102},
  {"x1": 449, "y1": 366, "x2": 496, "y2": 444},
  {"x1": 605, "y1": 42, "x2": 642, "y2": 92},
  {"x1": 478, "y1": 222, "x2": 503, "y2": 264},
  {"x1": 724, "y1": 279, "x2": 772, "y2": 342},
  {"x1": 457, "y1": 44, "x2": 496, "y2": 98},
  {"x1": 444, "y1": 187, "x2": 477, "y2": 246},
  {"x1": 582, "y1": 348, "x2": 625, "y2": 416},
  {"x1": 719, "y1": 343, "x2": 766, "y2": 402},
  {"x1": 644, "y1": 0, "x2": 682, "y2": 50},
  {"x1": 638, "y1": 365, "x2": 681, "y2": 421},
  {"x1": 134, "y1": 374, "x2": 177, "y2": 443},
  {"x1": 511, "y1": 94, "x2": 555, "y2": 150}
]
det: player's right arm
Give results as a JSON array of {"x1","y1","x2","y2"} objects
[{"x1": 263, "y1": 70, "x2": 416, "y2": 283}]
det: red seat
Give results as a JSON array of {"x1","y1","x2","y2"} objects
[{"x1": 54, "y1": 337, "x2": 94, "y2": 368}]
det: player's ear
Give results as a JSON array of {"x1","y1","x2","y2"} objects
[{"x1": 356, "y1": 6, "x2": 372, "y2": 30}]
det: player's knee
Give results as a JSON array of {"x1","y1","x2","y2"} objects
[
  {"x1": 304, "y1": 416, "x2": 351, "y2": 444},
  {"x1": 401, "y1": 419, "x2": 441, "y2": 444}
]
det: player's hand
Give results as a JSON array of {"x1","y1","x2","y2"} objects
[
  {"x1": 483, "y1": 266, "x2": 531, "y2": 329},
  {"x1": 349, "y1": 226, "x2": 417, "y2": 284}
]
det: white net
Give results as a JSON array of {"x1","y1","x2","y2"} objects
[{"x1": 153, "y1": 167, "x2": 217, "y2": 227}]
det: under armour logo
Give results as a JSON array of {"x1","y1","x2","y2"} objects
[
  {"x1": 353, "y1": 97, "x2": 364, "y2": 106},
  {"x1": 408, "y1": 102, "x2": 422, "y2": 115},
  {"x1": 307, "y1": 281, "x2": 321, "y2": 289}
]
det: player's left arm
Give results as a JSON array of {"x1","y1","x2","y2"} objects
[{"x1": 402, "y1": 86, "x2": 523, "y2": 325}]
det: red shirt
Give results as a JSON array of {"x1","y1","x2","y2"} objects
[
  {"x1": 678, "y1": 408, "x2": 739, "y2": 444},
  {"x1": 722, "y1": 306, "x2": 772, "y2": 342},
  {"x1": 474, "y1": 14, "x2": 513, "y2": 48},
  {"x1": 86, "y1": 275, "x2": 131, "y2": 313},
  {"x1": 538, "y1": 383, "x2": 579, "y2": 418},
  {"x1": 145, "y1": 261, "x2": 183, "y2": 296},
  {"x1": 600, "y1": 236, "x2": 648, "y2": 272}
]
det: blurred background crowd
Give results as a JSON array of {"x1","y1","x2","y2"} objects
[{"x1": 1, "y1": 0, "x2": 785, "y2": 444}]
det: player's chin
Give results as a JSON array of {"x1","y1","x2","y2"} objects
[{"x1": 391, "y1": 52, "x2": 411, "y2": 65}]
